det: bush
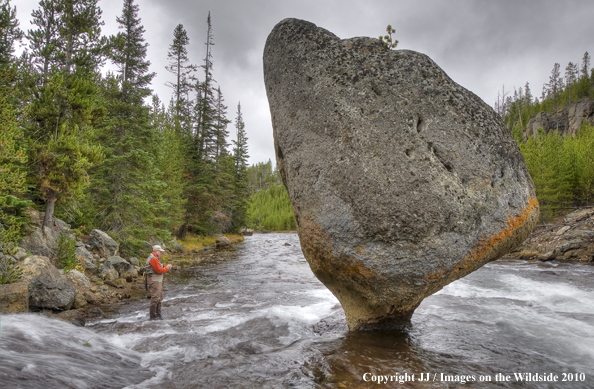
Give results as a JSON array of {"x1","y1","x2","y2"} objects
[
  {"x1": 0, "y1": 238, "x2": 23, "y2": 284},
  {"x1": 57, "y1": 234, "x2": 79, "y2": 272}
]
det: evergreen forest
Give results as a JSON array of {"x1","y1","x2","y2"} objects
[
  {"x1": 496, "y1": 52, "x2": 594, "y2": 219},
  {"x1": 246, "y1": 161, "x2": 296, "y2": 232},
  {"x1": 0, "y1": 0, "x2": 251, "y2": 256}
]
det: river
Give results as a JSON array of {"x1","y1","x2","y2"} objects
[{"x1": 1, "y1": 232, "x2": 594, "y2": 388}]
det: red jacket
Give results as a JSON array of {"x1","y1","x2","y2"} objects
[{"x1": 149, "y1": 252, "x2": 169, "y2": 274}]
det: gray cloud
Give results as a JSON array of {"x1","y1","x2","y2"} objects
[{"x1": 15, "y1": 0, "x2": 594, "y2": 165}]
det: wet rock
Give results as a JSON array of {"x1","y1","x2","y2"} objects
[
  {"x1": 264, "y1": 19, "x2": 539, "y2": 330},
  {"x1": 57, "y1": 309, "x2": 86, "y2": 327},
  {"x1": 85, "y1": 306, "x2": 105, "y2": 320},
  {"x1": 87, "y1": 229, "x2": 119, "y2": 257},
  {"x1": 0, "y1": 282, "x2": 29, "y2": 314}
]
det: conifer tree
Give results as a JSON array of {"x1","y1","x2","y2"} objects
[
  {"x1": 0, "y1": 3, "x2": 28, "y2": 241},
  {"x1": 0, "y1": 0, "x2": 23, "y2": 66},
  {"x1": 231, "y1": 102, "x2": 250, "y2": 230},
  {"x1": 152, "y1": 95, "x2": 186, "y2": 233},
  {"x1": 195, "y1": 11, "x2": 217, "y2": 161},
  {"x1": 26, "y1": 0, "x2": 61, "y2": 84},
  {"x1": 25, "y1": 0, "x2": 105, "y2": 228},
  {"x1": 165, "y1": 23, "x2": 195, "y2": 135},
  {"x1": 89, "y1": 0, "x2": 168, "y2": 252}
]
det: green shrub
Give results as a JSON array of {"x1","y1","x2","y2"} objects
[
  {"x1": 57, "y1": 234, "x2": 78, "y2": 272},
  {"x1": 0, "y1": 239, "x2": 23, "y2": 284}
]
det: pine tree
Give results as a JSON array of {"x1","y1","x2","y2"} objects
[
  {"x1": 231, "y1": 102, "x2": 250, "y2": 231},
  {"x1": 152, "y1": 95, "x2": 186, "y2": 232},
  {"x1": 565, "y1": 62, "x2": 578, "y2": 103},
  {"x1": 26, "y1": 0, "x2": 61, "y2": 84},
  {"x1": 195, "y1": 12, "x2": 217, "y2": 161},
  {"x1": 546, "y1": 63, "x2": 564, "y2": 105},
  {"x1": 0, "y1": 8, "x2": 29, "y2": 242},
  {"x1": 581, "y1": 51, "x2": 590, "y2": 79},
  {"x1": 165, "y1": 23, "x2": 195, "y2": 135},
  {"x1": 0, "y1": 0, "x2": 23, "y2": 66},
  {"x1": 25, "y1": 0, "x2": 105, "y2": 228},
  {"x1": 88, "y1": 0, "x2": 168, "y2": 253}
]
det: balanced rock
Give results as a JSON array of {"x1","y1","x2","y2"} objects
[{"x1": 263, "y1": 19, "x2": 539, "y2": 330}]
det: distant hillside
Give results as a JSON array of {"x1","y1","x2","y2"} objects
[
  {"x1": 497, "y1": 53, "x2": 594, "y2": 220},
  {"x1": 246, "y1": 160, "x2": 296, "y2": 231}
]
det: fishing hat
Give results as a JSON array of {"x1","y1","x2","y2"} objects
[{"x1": 152, "y1": 245, "x2": 166, "y2": 252}]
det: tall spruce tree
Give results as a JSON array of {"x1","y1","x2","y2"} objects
[
  {"x1": 231, "y1": 102, "x2": 250, "y2": 231},
  {"x1": 165, "y1": 23, "x2": 195, "y2": 135},
  {"x1": 90, "y1": 0, "x2": 168, "y2": 252}
]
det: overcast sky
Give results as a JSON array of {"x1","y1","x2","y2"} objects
[{"x1": 14, "y1": 0, "x2": 594, "y2": 166}]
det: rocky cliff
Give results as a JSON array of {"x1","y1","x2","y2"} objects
[{"x1": 524, "y1": 98, "x2": 594, "y2": 138}]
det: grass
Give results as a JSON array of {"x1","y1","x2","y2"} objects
[{"x1": 161, "y1": 234, "x2": 245, "y2": 267}]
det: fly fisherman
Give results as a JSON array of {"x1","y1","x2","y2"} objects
[{"x1": 146, "y1": 245, "x2": 172, "y2": 320}]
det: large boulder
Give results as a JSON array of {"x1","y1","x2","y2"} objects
[
  {"x1": 97, "y1": 263, "x2": 118, "y2": 283},
  {"x1": 263, "y1": 19, "x2": 539, "y2": 330},
  {"x1": 87, "y1": 229, "x2": 119, "y2": 257},
  {"x1": 215, "y1": 236, "x2": 234, "y2": 250},
  {"x1": 19, "y1": 227, "x2": 61, "y2": 259},
  {"x1": 21, "y1": 255, "x2": 75, "y2": 311},
  {"x1": 105, "y1": 256, "x2": 134, "y2": 280}
]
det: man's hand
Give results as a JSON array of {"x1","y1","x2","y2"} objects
[{"x1": 167, "y1": 264, "x2": 172, "y2": 270}]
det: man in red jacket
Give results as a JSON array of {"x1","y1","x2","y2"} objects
[{"x1": 146, "y1": 245, "x2": 172, "y2": 320}]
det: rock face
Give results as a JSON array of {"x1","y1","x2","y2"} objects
[
  {"x1": 263, "y1": 19, "x2": 539, "y2": 330},
  {"x1": 524, "y1": 98, "x2": 594, "y2": 139}
]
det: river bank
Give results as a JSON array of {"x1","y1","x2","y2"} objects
[{"x1": 0, "y1": 210, "x2": 245, "y2": 326}]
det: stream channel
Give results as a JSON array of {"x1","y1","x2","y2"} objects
[{"x1": 1, "y1": 232, "x2": 594, "y2": 388}]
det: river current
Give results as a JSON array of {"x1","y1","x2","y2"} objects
[{"x1": 1, "y1": 232, "x2": 594, "y2": 388}]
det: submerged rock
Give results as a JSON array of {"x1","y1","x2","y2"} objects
[{"x1": 264, "y1": 19, "x2": 539, "y2": 330}]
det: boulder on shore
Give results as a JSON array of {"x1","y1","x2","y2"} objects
[
  {"x1": 215, "y1": 236, "x2": 234, "y2": 250},
  {"x1": 21, "y1": 255, "x2": 75, "y2": 311},
  {"x1": 264, "y1": 19, "x2": 539, "y2": 330},
  {"x1": 87, "y1": 229, "x2": 119, "y2": 258}
]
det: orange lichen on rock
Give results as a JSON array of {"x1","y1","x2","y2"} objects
[{"x1": 454, "y1": 196, "x2": 539, "y2": 273}]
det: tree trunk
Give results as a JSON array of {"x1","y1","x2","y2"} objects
[{"x1": 42, "y1": 193, "x2": 57, "y2": 229}]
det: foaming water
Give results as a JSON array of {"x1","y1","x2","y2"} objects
[{"x1": 1, "y1": 233, "x2": 593, "y2": 388}]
